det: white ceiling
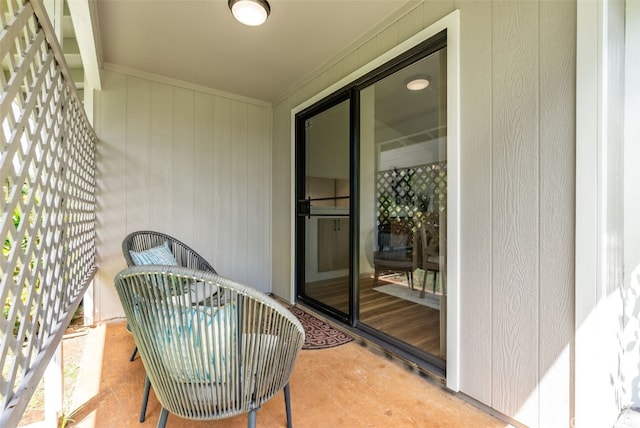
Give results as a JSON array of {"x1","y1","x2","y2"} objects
[{"x1": 96, "y1": 0, "x2": 414, "y2": 103}]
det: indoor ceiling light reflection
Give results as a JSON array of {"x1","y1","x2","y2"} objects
[{"x1": 406, "y1": 76, "x2": 431, "y2": 91}]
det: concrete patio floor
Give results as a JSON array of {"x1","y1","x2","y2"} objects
[{"x1": 36, "y1": 320, "x2": 513, "y2": 428}]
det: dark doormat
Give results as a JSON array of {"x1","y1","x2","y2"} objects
[{"x1": 290, "y1": 306, "x2": 353, "y2": 350}]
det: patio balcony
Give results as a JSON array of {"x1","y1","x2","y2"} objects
[
  {"x1": 3, "y1": 1, "x2": 640, "y2": 427},
  {"x1": 22, "y1": 317, "x2": 509, "y2": 428}
]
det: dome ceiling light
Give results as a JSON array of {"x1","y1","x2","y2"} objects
[{"x1": 228, "y1": 0, "x2": 271, "y2": 26}]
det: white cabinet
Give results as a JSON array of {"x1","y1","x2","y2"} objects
[
  {"x1": 305, "y1": 207, "x2": 349, "y2": 282},
  {"x1": 317, "y1": 217, "x2": 349, "y2": 272}
]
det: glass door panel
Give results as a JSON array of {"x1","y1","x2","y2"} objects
[
  {"x1": 295, "y1": 31, "x2": 448, "y2": 370},
  {"x1": 358, "y1": 48, "x2": 447, "y2": 363},
  {"x1": 298, "y1": 99, "x2": 351, "y2": 316}
]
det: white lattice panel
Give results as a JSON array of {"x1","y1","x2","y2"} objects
[
  {"x1": 376, "y1": 161, "x2": 447, "y2": 227},
  {"x1": 0, "y1": 1, "x2": 96, "y2": 425}
]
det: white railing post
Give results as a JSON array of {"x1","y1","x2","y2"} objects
[{"x1": 43, "y1": 344, "x2": 63, "y2": 427}]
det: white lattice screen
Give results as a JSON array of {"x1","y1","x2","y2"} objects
[
  {"x1": 0, "y1": 1, "x2": 97, "y2": 425},
  {"x1": 376, "y1": 161, "x2": 447, "y2": 226}
]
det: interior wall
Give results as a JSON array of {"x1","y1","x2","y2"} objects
[
  {"x1": 94, "y1": 68, "x2": 272, "y2": 321},
  {"x1": 271, "y1": 1, "x2": 575, "y2": 426}
]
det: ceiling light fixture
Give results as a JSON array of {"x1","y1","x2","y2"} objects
[
  {"x1": 228, "y1": 0, "x2": 271, "y2": 26},
  {"x1": 405, "y1": 75, "x2": 431, "y2": 91}
]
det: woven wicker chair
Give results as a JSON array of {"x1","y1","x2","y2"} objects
[
  {"x1": 114, "y1": 266, "x2": 305, "y2": 428},
  {"x1": 122, "y1": 230, "x2": 217, "y2": 273},
  {"x1": 121, "y1": 230, "x2": 218, "y2": 422}
]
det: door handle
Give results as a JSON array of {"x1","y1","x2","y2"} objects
[{"x1": 297, "y1": 197, "x2": 311, "y2": 219}]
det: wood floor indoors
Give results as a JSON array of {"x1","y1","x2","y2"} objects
[
  {"x1": 42, "y1": 321, "x2": 512, "y2": 428},
  {"x1": 305, "y1": 274, "x2": 442, "y2": 356}
]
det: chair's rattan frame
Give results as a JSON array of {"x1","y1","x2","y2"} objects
[
  {"x1": 121, "y1": 230, "x2": 218, "y2": 422},
  {"x1": 122, "y1": 230, "x2": 217, "y2": 273},
  {"x1": 114, "y1": 266, "x2": 305, "y2": 428}
]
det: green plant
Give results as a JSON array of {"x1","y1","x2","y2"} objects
[
  {"x1": 59, "y1": 403, "x2": 84, "y2": 428},
  {"x1": 59, "y1": 411, "x2": 75, "y2": 428},
  {"x1": 2, "y1": 180, "x2": 42, "y2": 337}
]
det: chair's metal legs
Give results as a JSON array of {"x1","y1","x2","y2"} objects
[
  {"x1": 284, "y1": 383, "x2": 292, "y2": 428},
  {"x1": 158, "y1": 408, "x2": 168, "y2": 428},
  {"x1": 129, "y1": 322, "x2": 148, "y2": 424},
  {"x1": 406, "y1": 271, "x2": 413, "y2": 289},
  {"x1": 134, "y1": 368, "x2": 292, "y2": 427},
  {"x1": 126, "y1": 323, "x2": 137, "y2": 361},
  {"x1": 140, "y1": 375, "x2": 151, "y2": 422},
  {"x1": 248, "y1": 409, "x2": 257, "y2": 428},
  {"x1": 129, "y1": 346, "x2": 138, "y2": 361}
]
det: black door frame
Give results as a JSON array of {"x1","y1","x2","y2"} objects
[
  {"x1": 294, "y1": 88, "x2": 354, "y2": 324},
  {"x1": 294, "y1": 31, "x2": 448, "y2": 372}
]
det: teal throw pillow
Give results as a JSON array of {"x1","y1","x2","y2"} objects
[{"x1": 130, "y1": 241, "x2": 178, "y2": 266}]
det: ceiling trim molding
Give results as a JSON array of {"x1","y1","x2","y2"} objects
[{"x1": 102, "y1": 62, "x2": 273, "y2": 108}]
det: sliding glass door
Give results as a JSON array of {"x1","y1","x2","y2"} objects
[
  {"x1": 295, "y1": 31, "x2": 447, "y2": 370},
  {"x1": 295, "y1": 95, "x2": 352, "y2": 321},
  {"x1": 358, "y1": 46, "x2": 447, "y2": 365}
]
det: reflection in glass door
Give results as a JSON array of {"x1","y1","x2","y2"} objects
[
  {"x1": 296, "y1": 98, "x2": 351, "y2": 319},
  {"x1": 358, "y1": 46, "x2": 447, "y2": 366},
  {"x1": 295, "y1": 31, "x2": 448, "y2": 371}
]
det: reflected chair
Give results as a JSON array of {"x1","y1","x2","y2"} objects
[
  {"x1": 413, "y1": 213, "x2": 440, "y2": 298},
  {"x1": 114, "y1": 266, "x2": 305, "y2": 428},
  {"x1": 121, "y1": 230, "x2": 217, "y2": 422},
  {"x1": 373, "y1": 219, "x2": 414, "y2": 288}
]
